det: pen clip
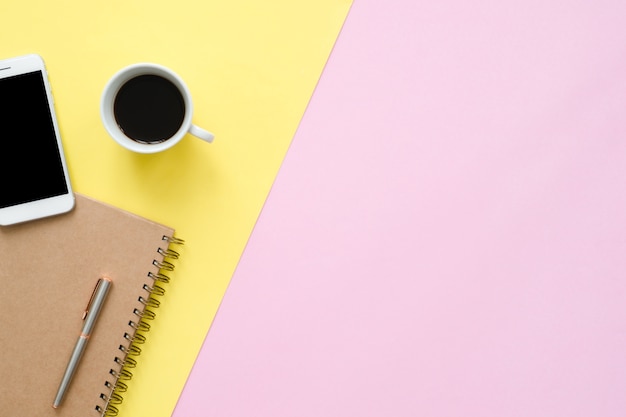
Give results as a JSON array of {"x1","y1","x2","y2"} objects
[{"x1": 82, "y1": 278, "x2": 105, "y2": 320}]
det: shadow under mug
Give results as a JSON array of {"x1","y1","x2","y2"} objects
[{"x1": 101, "y1": 63, "x2": 214, "y2": 154}]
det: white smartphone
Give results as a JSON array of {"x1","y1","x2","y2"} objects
[{"x1": 0, "y1": 54, "x2": 74, "y2": 225}]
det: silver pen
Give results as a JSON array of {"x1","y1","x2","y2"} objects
[{"x1": 53, "y1": 277, "x2": 112, "y2": 408}]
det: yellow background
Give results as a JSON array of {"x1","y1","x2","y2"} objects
[{"x1": 0, "y1": 1, "x2": 351, "y2": 416}]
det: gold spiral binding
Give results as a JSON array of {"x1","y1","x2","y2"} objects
[
  {"x1": 143, "y1": 283, "x2": 166, "y2": 297},
  {"x1": 153, "y1": 258, "x2": 175, "y2": 271},
  {"x1": 134, "y1": 307, "x2": 156, "y2": 321},
  {"x1": 114, "y1": 381, "x2": 128, "y2": 393},
  {"x1": 96, "y1": 404, "x2": 117, "y2": 416},
  {"x1": 158, "y1": 247, "x2": 180, "y2": 259},
  {"x1": 128, "y1": 319, "x2": 151, "y2": 332},
  {"x1": 105, "y1": 379, "x2": 127, "y2": 393},
  {"x1": 114, "y1": 356, "x2": 137, "y2": 368},
  {"x1": 97, "y1": 235, "x2": 184, "y2": 416},
  {"x1": 118, "y1": 342, "x2": 142, "y2": 357},
  {"x1": 163, "y1": 235, "x2": 185, "y2": 245},
  {"x1": 148, "y1": 271, "x2": 170, "y2": 283}
]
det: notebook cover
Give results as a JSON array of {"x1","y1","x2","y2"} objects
[{"x1": 0, "y1": 193, "x2": 174, "y2": 416}]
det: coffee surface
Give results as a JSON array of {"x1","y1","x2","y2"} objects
[{"x1": 114, "y1": 74, "x2": 185, "y2": 143}]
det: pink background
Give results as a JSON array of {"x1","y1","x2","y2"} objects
[{"x1": 173, "y1": 1, "x2": 626, "y2": 416}]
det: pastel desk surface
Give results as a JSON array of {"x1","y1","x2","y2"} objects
[{"x1": 174, "y1": 1, "x2": 626, "y2": 416}]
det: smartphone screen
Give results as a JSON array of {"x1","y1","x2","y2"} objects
[{"x1": 0, "y1": 70, "x2": 69, "y2": 209}]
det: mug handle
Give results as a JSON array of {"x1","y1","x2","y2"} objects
[{"x1": 189, "y1": 124, "x2": 215, "y2": 143}]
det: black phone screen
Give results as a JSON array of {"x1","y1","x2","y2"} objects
[{"x1": 0, "y1": 71, "x2": 69, "y2": 209}]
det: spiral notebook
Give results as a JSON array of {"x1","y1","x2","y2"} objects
[{"x1": 0, "y1": 193, "x2": 182, "y2": 417}]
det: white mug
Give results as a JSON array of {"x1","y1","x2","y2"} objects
[{"x1": 101, "y1": 63, "x2": 214, "y2": 154}]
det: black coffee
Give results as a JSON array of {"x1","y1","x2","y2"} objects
[{"x1": 113, "y1": 74, "x2": 185, "y2": 143}]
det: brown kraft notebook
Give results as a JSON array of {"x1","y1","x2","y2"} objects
[{"x1": 0, "y1": 193, "x2": 183, "y2": 416}]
